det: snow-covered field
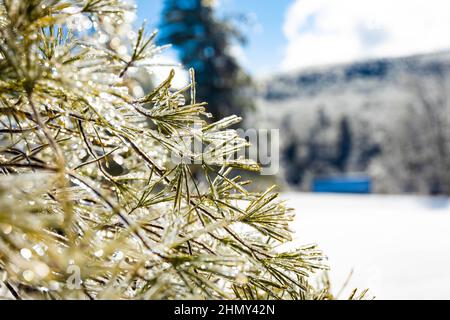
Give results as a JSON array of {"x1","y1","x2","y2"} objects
[{"x1": 282, "y1": 193, "x2": 450, "y2": 299}]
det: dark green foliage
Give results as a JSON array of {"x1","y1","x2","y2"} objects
[
  {"x1": 159, "y1": 0, "x2": 253, "y2": 120},
  {"x1": 336, "y1": 116, "x2": 352, "y2": 172},
  {"x1": 283, "y1": 111, "x2": 354, "y2": 185}
]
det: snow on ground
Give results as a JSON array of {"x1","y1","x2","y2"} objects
[{"x1": 281, "y1": 192, "x2": 450, "y2": 299}]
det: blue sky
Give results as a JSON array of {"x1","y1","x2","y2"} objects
[
  {"x1": 135, "y1": 0, "x2": 291, "y2": 76},
  {"x1": 136, "y1": 0, "x2": 450, "y2": 77}
]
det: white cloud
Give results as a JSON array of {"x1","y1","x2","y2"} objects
[
  {"x1": 150, "y1": 49, "x2": 189, "y2": 89},
  {"x1": 229, "y1": 44, "x2": 249, "y2": 65},
  {"x1": 282, "y1": 0, "x2": 450, "y2": 71}
]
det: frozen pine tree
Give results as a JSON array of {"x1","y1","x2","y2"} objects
[{"x1": 0, "y1": 0, "x2": 349, "y2": 300}]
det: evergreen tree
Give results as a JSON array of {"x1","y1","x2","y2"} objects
[
  {"x1": 159, "y1": 0, "x2": 253, "y2": 121},
  {"x1": 335, "y1": 116, "x2": 352, "y2": 172}
]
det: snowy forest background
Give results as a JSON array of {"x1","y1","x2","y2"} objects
[{"x1": 254, "y1": 51, "x2": 450, "y2": 195}]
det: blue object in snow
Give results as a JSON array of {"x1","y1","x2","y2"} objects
[{"x1": 312, "y1": 176, "x2": 371, "y2": 194}]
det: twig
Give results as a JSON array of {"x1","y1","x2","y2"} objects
[
  {"x1": 73, "y1": 146, "x2": 120, "y2": 170},
  {"x1": 0, "y1": 162, "x2": 58, "y2": 171},
  {"x1": 4, "y1": 281, "x2": 22, "y2": 300},
  {"x1": 67, "y1": 170, "x2": 165, "y2": 259},
  {"x1": 26, "y1": 92, "x2": 65, "y2": 170}
]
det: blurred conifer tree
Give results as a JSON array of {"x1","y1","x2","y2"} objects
[{"x1": 159, "y1": 0, "x2": 253, "y2": 120}]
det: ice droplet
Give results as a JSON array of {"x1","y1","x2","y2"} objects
[
  {"x1": 34, "y1": 262, "x2": 50, "y2": 278},
  {"x1": 113, "y1": 251, "x2": 124, "y2": 261},
  {"x1": 20, "y1": 248, "x2": 32, "y2": 260},
  {"x1": 235, "y1": 273, "x2": 248, "y2": 285},
  {"x1": 33, "y1": 244, "x2": 46, "y2": 256},
  {"x1": 23, "y1": 270, "x2": 34, "y2": 282},
  {"x1": 49, "y1": 281, "x2": 60, "y2": 291},
  {"x1": 0, "y1": 224, "x2": 12, "y2": 235},
  {"x1": 94, "y1": 249, "x2": 104, "y2": 257}
]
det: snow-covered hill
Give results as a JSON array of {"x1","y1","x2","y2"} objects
[
  {"x1": 261, "y1": 51, "x2": 450, "y2": 101},
  {"x1": 282, "y1": 193, "x2": 450, "y2": 299},
  {"x1": 253, "y1": 51, "x2": 450, "y2": 194}
]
